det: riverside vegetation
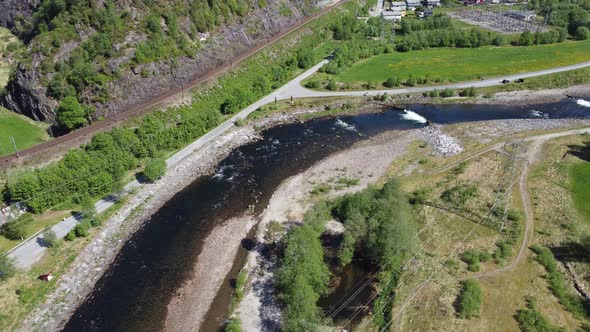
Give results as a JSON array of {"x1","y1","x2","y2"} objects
[
  {"x1": 1, "y1": 1, "x2": 374, "y2": 215},
  {"x1": 276, "y1": 179, "x2": 417, "y2": 331},
  {"x1": 0, "y1": 3, "x2": 380, "y2": 320}
]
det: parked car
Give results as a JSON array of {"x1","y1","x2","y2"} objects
[
  {"x1": 501, "y1": 79, "x2": 510, "y2": 84},
  {"x1": 516, "y1": 78, "x2": 525, "y2": 83}
]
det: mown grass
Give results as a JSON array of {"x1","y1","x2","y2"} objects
[
  {"x1": 334, "y1": 41, "x2": 590, "y2": 84},
  {"x1": 570, "y1": 162, "x2": 590, "y2": 223},
  {"x1": 0, "y1": 107, "x2": 49, "y2": 157}
]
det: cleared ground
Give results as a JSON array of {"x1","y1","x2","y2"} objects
[{"x1": 331, "y1": 41, "x2": 590, "y2": 85}]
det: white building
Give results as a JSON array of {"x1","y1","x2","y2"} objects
[
  {"x1": 382, "y1": 9, "x2": 402, "y2": 20},
  {"x1": 391, "y1": 1, "x2": 406, "y2": 9},
  {"x1": 504, "y1": 10, "x2": 537, "y2": 21},
  {"x1": 405, "y1": 0, "x2": 422, "y2": 10}
]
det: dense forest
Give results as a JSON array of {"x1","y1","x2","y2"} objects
[{"x1": 276, "y1": 179, "x2": 417, "y2": 331}]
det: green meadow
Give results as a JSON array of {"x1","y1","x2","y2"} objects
[
  {"x1": 571, "y1": 161, "x2": 590, "y2": 223},
  {"x1": 0, "y1": 107, "x2": 49, "y2": 156},
  {"x1": 334, "y1": 41, "x2": 590, "y2": 84}
]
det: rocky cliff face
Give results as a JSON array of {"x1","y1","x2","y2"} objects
[
  {"x1": 0, "y1": 0, "x2": 38, "y2": 29},
  {"x1": 1, "y1": 0, "x2": 318, "y2": 123}
]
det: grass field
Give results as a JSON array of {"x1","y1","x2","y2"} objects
[
  {"x1": 0, "y1": 107, "x2": 49, "y2": 157},
  {"x1": 333, "y1": 41, "x2": 590, "y2": 84},
  {"x1": 571, "y1": 161, "x2": 590, "y2": 223}
]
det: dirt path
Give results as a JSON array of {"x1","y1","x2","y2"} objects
[
  {"x1": 392, "y1": 126, "x2": 590, "y2": 331},
  {"x1": 471, "y1": 127, "x2": 590, "y2": 279}
]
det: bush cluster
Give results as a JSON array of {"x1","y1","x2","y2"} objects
[
  {"x1": 530, "y1": 245, "x2": 590, "y2": 319},
  {"x1": 457, "y1": 279, "x2": 483, "y2": 319}
]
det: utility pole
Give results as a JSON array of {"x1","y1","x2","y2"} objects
[{"x1": 10, "y1": 137, "x2": 19, "y2": 158}]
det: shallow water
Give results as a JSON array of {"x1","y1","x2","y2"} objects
[{"x1": 62, "y1": 99, "x2": 590, "y2": 332}]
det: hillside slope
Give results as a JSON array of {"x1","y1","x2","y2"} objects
[{"x1": 0, "y1": 0, "x2": 318, "y2": 124}]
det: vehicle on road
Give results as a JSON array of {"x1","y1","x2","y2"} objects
[
  {"x1": 516, "y1": 78, "x2": 525, "y2": 83},
  {"x1": 501, "y1": 79, "x2": 511, "y2": 84}
]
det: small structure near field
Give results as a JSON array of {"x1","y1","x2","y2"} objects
[
  {"x1": 405, "y1": 0, "x2": 422, "y2": 10},
  {"x1": 382, "y1": 9, "x2": 403, "y2": 20},
  {"x1": 504, "y1": 10, "x2": 536, "y2": 22},
  {"x1": 38, "y1": 272, "x2": 54, "y2": 282},
  {"x1": 391, "y1": 1, "x2": 406, "y2": 10},
  {"x1": 417, "y1": 8, "x2": 433, "y2": 18},
  {"x1": 451, "y1": 9, "x2": 547, "y2": 33},
  {"x1": 425, "y1": 0, "x2": 441, "y2": 8}
]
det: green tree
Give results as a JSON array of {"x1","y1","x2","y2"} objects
[
  {"x1": 576, "y1": 26, "x2": 590, "y2": 40},
  {"x1": 144, "y1": 158, "x2": 167, "y2": 182},
  {"x1": 2, "y1": 213, "x2": 33, "y2": 240},
  {"x1": 56, "y1": 96, "x2": 89, "y2": 130},
  {"x1": 0, "y1": 256, "x2": 15, "y2": 281},
  {"x1": 519, "y1": 30, "x2": 534, "y2": 46}
]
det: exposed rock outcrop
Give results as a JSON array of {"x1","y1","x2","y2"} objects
[
  {"x1": 1, "y1": 0, "x2": 318, "y2": 124},
  {"x1": 3, "y1": 65, "x2": 57, "y2": 121},
  {"x1": 0, "y1": 0, "x2": 38, "y2": 30}
]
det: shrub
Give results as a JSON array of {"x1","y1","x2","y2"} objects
[
  {"x1": 42, "y1": 230, "x2": 58, "y2": 247},
  {"x1": 234, "y1": 118, "x2": 246, "y2": 127},
  {"x1": 530, "y1": 245, "x2": 590, "y2": 319},
  {"x1": 224, "y1": 319, "x2": 242, "y2": 332},
  {"x1": 457, "y1": 279, "x2": 483, "y2": 318},
  {"x1": 461, "y1": 86, "x2": 477, "y2": 97},
  {"x1": 493, "y1": 240, "x2": 512, "y2": 263},
  {"x1": 74, "y1": 221, "x2": 90, "y2": 237},
  {"x1": 2, "y1": 213, "x2": 33, "y2": 240},
  {"x1": 64, "y1": 230, "x2": 76, "y2": 241},
  {"x1": 0, "y1": 256, "x2": 16, "y2": 281},
  {"x1": 441, "y1": 88, "x2": 455, "y2": 98},
  {"x1": 56, "y1": 96, "x2": 90, "y2": 131},
  {"x1": 576, "y1": 26, "x2": 590, "y2": 41},
  {"x1": 305, "y1": 80, "x2": 320, "y2": 89},
  {"x1": 143, "y1": 158, "x2": 167, "y2": 182},
  {"x1": 384, "y1": 76, "x2": 400, "y2": 87},
  {"x1": 515, "y1": 297, "x2": 559, "y2": 332},
  {"x1": 441, "y1": 184, "x2": 478, "y2": 205},
  {"x1": 327, "y1": 79, "x2": 338, "y2": 91},
  {"x1": 404, "y1": 75, "x2": 416, "y2": 87},
  {"x1": 462, "y1": 249, "x2": 491, "y2": 272}
]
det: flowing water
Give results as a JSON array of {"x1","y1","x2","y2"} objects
[{"x1": 62, "y1": 99, "x2": 590, "y2": 332}]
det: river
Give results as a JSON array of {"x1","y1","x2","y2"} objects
[{"x1": 62, "y1": 98, "x2": 590, "y2": 332}]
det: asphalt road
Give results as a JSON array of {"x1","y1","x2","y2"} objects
[
  {"x1": 8, "y1": 57, "x2": 590, "y2": 269},
  {"x1": 275, "y1": 60, "x2": 590, "y2": 99}
]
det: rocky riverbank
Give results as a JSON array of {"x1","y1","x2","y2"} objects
[{"x1": 16, "y1": 125, "x2": 262, "y2": 332}]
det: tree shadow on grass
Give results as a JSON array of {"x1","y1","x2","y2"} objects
[
  {"x1": 567, "y1": 140, "x2": 590, "y2": 162},
  {"x1": 550, "y1": 237, "x2": 590, "y2": 263}
]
